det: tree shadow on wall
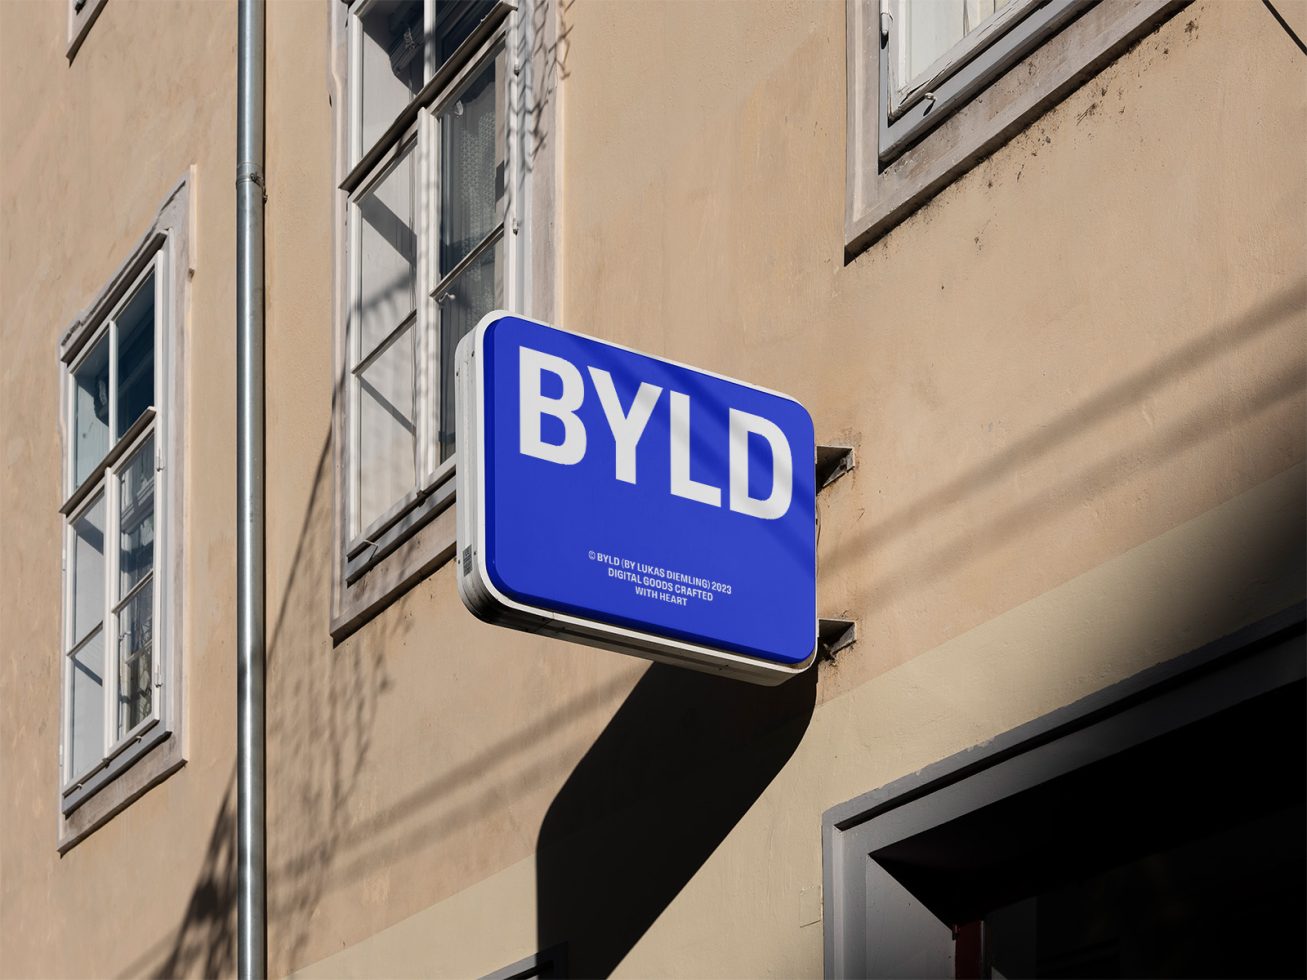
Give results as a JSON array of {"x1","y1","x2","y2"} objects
[
  {"x1": 113, "y1": 778, "x2": 238, "y2": 979},
  {"x1": 155, "y1": 783, "x2": 237, "y2": 979},
  {"x1": 116, "y1": 427, "x2": 402, "y2": 978},
  {"x1": 535, "y1": 660, "x2": 818, "y2": 978}
]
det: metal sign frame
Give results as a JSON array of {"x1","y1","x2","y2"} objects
[{"x1": 455, "y1": 312, "x2": 817, "y2": 686}]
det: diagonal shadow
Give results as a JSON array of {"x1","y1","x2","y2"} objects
[
  {"x1": 855, "y1": 354, "x2": 1305, "y2": 614},
  {"x1": 535, "y1": 661, "x2": 817, "y2": 978},
  {"x1": 112, "y1": 776, "x2": 238, "y2": 980},
  {"x1": 829, "y1": 281, "x2": 1306, "y2": 570}
]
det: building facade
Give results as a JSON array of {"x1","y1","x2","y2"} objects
[{"x1": 1, "y1": 0, "x2": 1304, "y2": 976}]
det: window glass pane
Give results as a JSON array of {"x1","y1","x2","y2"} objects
[
  {"x1": 438, "y1": 238, "x2": 500, "y2": 461},
  {"x1": 71, "y1": 494, "x2": 106, "y2": 646},
  {"x1": 435, "y1": 0, "x2": 495, "y2": 67},
  {"x1": 439, "y1": 54, "x2": 502, "y2": 276},
  {"x1": 115, "y1": 272, "x2": 155, "y2": 438},
  {"x1": 73, "y1": 334, "x2": 110, "y2": 487},
  {"x1": 117, "y1": 580, "x2": 153, "y2": 738},
  {"x1": 360, "y1": 0, "x2": 424, "y2": 153},
  {"x1": 899, "y1": 0, "x2": 1014, "y2": 88},
  {"x1": 358, "y1": 144, "x2": 417, "y2": 360},
  {"x1": 119, "y1": 434, "x2": 155, "y2": 598},
  {"x1": 69, "y1": 629, "x2": 105, "y2": 779},
  {"x1": 357, "y1": 324, "x2": 417, "y2": 530}
]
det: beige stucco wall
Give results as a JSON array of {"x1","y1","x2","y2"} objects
[
  {"x1": 2, "y1": 0, "x2": 1302, "y2": 977},
  {"x1": 0, "y1": 1, "x2": 240, "y2": 977},
  {"x1": 273, "y1": 0, "x2": 1304, "y2": 976}
]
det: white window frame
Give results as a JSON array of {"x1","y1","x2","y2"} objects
[
  {"x1": 887, "y1": 0, "x2": 1041, "y2": 114},
  {"x1": 56, "y1": 174, "x2": 191, "y2": 850},
  {"x1": 846, "y1": 0, "x2": 1190, "y2": 255},
  {"x1": 330, "y1": 0, "x2": 559, "y2": 638},
  {"x1": 882, "y1": 0, "x2": 1076, "y2": 152}
]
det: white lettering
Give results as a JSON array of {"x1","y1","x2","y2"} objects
[
  {"x1": 519, "y1": 347, "x2": 586, "y2": 465},
  {"x1": 669, "y1": 391, "x2": 721, "y2": 508},
  {"x1": 588, "y1": 367, "x2": 661, "y2": 485},
  {"x1": 728, "y1": 408, "x2": 793, "y2": 520},
  {"x1": 516, "y1": 347, "x2": 794, "y2": 521}
]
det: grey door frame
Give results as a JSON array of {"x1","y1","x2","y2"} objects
[{"x1": 822, "y1": 603, "x2": 1306, "y2": 978}]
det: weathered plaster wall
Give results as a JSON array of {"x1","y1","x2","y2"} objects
[
  {"x1": 290, "y1": 461, "x2": 1306, "y2": 979},
  {"x1": 0, "y1": 1, "x2": 239, "y2": 977},
  {"x1": 277, "y1": 0, "x2": 1304, "y2": 976},
  {"x1": 2, "y1": 0, "x2": 1301, "y2": 977}
]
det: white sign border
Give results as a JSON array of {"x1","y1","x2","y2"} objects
[{"x1": 455, "y1": 311, "x2": 817, "y2": 686}]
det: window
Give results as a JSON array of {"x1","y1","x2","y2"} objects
[
  {"x1": 822, "y1": 609, "x2": 1306, "y2": 978},
  {"x1": 846, "y1": 0, "x2": 1190, "y2": 254},
  {"x1": 331, "y1": 0, "x2": 556, "y2": 635},
  {"x1": 57, "y1": 175, "x2": 189, "y2": 848}
]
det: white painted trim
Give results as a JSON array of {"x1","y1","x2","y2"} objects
[
  {"x1": 888, "y1": 0, "x2": 1040, "y2": 117},
  {"x1": 55, "y1": 171, "x2": 192, "y2": 846}
]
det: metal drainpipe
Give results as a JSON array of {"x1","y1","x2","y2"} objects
[{"x1": 236, "y1": 0, "x2": 267, "y2": 976}]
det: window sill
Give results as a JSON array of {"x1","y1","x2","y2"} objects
[
  {"x1": 58, "y1": 731, "x2": 185, "y2": 853},
  {"x1": 345, "y1": 466, "x2": 456, "y2": 583},
  {"x1": 331, "y1": 481, "x2": 459, "y2": 643},
  {"x1": 845, "y1": 0, "x2": 1189, "y2": 258}
]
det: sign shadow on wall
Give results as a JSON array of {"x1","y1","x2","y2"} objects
[{"x1": 535, "y1": 661, "x2": 818, "y2": 977}]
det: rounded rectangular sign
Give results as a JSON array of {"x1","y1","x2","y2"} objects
[{"x1": 455, "y1": 313, "x2": 816, "y2": 684}]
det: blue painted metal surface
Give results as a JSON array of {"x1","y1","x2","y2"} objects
[{"x1": 471, "y1": 314, "x2": 816, "y2": 667}]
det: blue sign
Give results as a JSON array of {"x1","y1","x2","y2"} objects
[{"x1": 456, "y1": 313, "x2": 816, "y2": 684}]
